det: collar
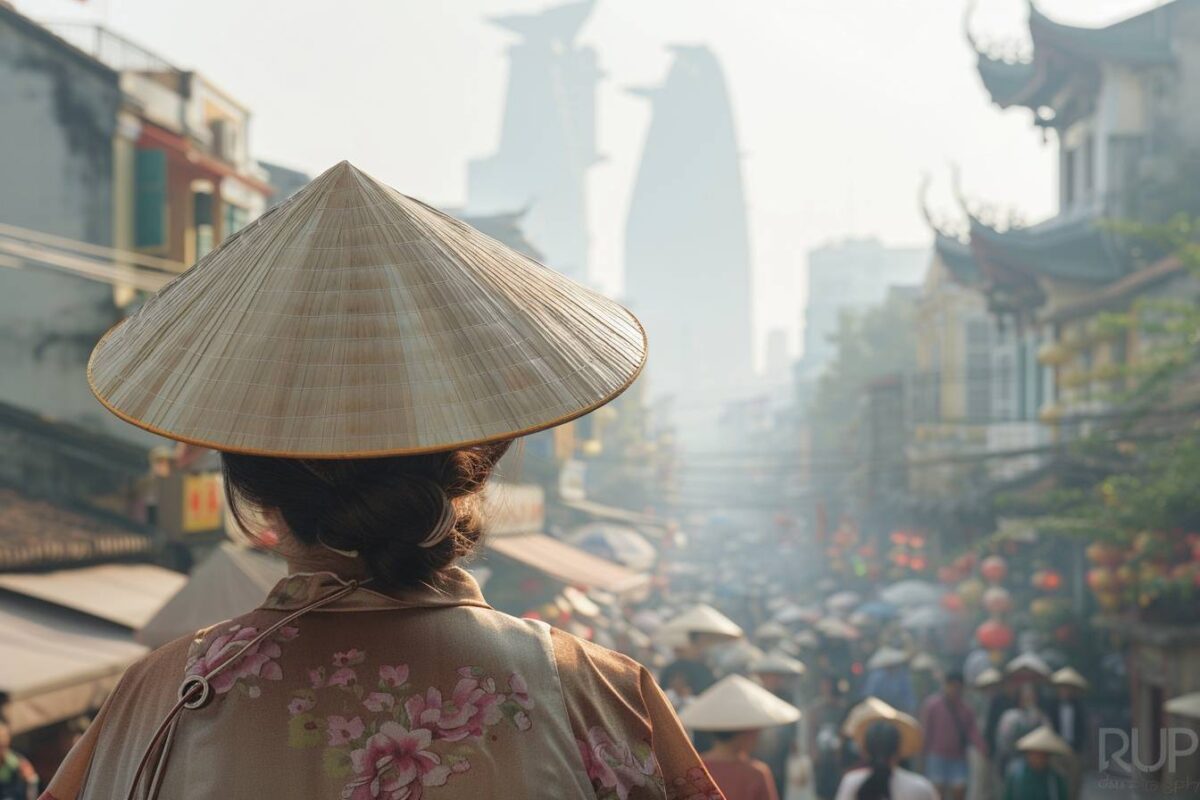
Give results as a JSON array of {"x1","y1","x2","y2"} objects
[{"x1": 261, "y1": 566, "x2": 491, "y2": 613}]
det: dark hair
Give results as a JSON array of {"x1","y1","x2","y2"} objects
[
  {"x1": 710, "y1": 730, "x2": 743, "y2": 742},
  {"x1": 222, "y1": 442, "x2": 511, "y2": 589},
  {"x1": 856, "y1": 721, "x2": 900, "y2": 800},
  {"x1": 946, "y1": 669, "x2": 964, "y2": 684}
]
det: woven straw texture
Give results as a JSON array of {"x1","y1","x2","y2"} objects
[{"x1": 89, "y1": 162, "x2": 646, "y2": 457}]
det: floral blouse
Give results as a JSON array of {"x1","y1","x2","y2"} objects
[{"x1": 43, "y1": 568, "x2": 724, "y2": 800}]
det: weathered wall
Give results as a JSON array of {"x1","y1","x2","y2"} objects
[{"x1": 0, "y1": 14, "x2": 150, "y2": 444}]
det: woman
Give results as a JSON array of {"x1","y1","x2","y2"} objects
[
  {"x1": 679, "y1": 675, "x2": 802, "y2": 800},
  {"x1": 833, "y1": 721, "x2": 937, "y2": 800},
  {"x1": 45, "y1": 162, "x2": 722, "y2": 800}
]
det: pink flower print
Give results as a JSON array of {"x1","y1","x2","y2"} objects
[
  {"x1": 289, "y1": 696, "x2": 316, "y2": 717},
  {"x1": 578, "y1": 727, "x2": 660, "y2": 800},
  {"x1": 277, "y1": 626, "x2": 300, "y2": 642},
  {"x1": 328, "y1": 667, "x2": 358, "y2": 687},
  {"x1": 327, "y1": 715, "x2": 366, "y2": 747},
  {"x1": 363, "y1": 692, "x2": 395, "y2": 713},
  {"x1": 378, "y1": 664, "x2": 410, "y2": 688},
  {"x1": 184, "y1": 625, "x2": 286, "y2": 695},
  {"x1": 404, "y1": 688, "x2": 445, "y2": 730},
  {"x1": 435, "y1": 676, "x2": 503, "y2": 742},
  {"x1": 309, "y1": 667, "x2": 327, "y2": 689},
  {"x1": 513, "y1": 711, "x2": 532, "y2": 732},
  {"x1": 333, "y1": 649, "x2": 367, "y2": 668},
  {"x1": 670, "y1": 767, "x2": 722, "y2": 800},
  {"x1": 342, "y1": 722, "x2": 451, "y2": 800},
  {"x1": 508, "y1": 673, "x2": 533, "y2": 709}
]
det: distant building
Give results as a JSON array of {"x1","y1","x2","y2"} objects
[
  {"x1": 467, "y1": 0, "x2": 599, "y2": 282},
  {"x1": 260, "y1": 161, "x2": 311, "y2": 206},
  {"x1": 799, "y1": 238, "x2": 927, "y2": 378},
  {"x1": 624, "y1": 45, "x2": 754, "y2": 439}
]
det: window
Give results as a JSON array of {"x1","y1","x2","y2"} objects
[
  {"x1": 223, "y1": 204, "x2": 249, "y2": 240},
  {"x1": 1083, "y1": 134, "x2": 1095, "y2": 199},
  {"x1": 1062, "y1": 146, "x2": 1076, "y2": 208},
  {"x1": 135, "y1": 149, "x2": 168, "y2": 249},
  {"x1": 194, "y1": 192, "x2": 214, "y2": 259}
]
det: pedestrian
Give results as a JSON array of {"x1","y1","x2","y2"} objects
[
  {"x1": 1046, "y1": 668, "x2": 1090, "y2": 799},
  {"x1": 45, "y1": 162, "x2": 721, "y2": 800},
  {"x1": 919, "y1": 669, "x2": 986, "y2": 800},
  {"x1": 1002, "y1": 727, "x2": 1070, "y2": 800},
  {"x1": 835, "y1": 699, "x2": 936, "y2": 800},
  {"x1": 808, "y1": 674, "x2": 851, "y2": 800},
  {"x1": 0, "y1": 724, "x2": 37, "y2": 800},
  {"x1": 995, "y1": 683, "x2": 1050, "y2": 775},
  {"x1": 750, "y1": 652, "x2": 808, "y2": 800},
  {"x1": 862, "y1": 647, "x2": 917, "y2": 715},
  {"x1": 970, "y1": 668, "x2": 1004, "y2": 800},
  {"x1": 681, "y1": 674, "x2": 803, "y2": 800},
  {"x1": 660, "y1": 604, "x2": 744, "y2": 705}
]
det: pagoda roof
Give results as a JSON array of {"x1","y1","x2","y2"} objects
[
  {"x1": 934, "y1": 232, "x2": 982, "y2": 287},
  {"x1": 968, "y1": 212, "x2": 1128, "y2": 284},
  {"x1": 972, "y1": 1, "x2": 1178, "y2": 120}
]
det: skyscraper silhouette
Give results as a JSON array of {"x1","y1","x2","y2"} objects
[
  {"x1": 625, "y1": 45, "x2": 754, "y2": 437},
  {"x1": 468, "y1": 0, "x2": 599, "y2": 283}
]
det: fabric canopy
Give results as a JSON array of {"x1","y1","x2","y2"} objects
[
  {"x1": 0, "y1": 593, "x2": 146, "y2": 733},
  {"x1": 0, "y1": 563, "x2": 186, "y2": 629},
  {"x1": 138, "y1": 542, "x2": 287, "y2": 648},
  {"x1": 486, "y1": 533, "x2": 648, "y2": 595}
]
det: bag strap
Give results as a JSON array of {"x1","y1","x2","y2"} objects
[{"x1": 126, "y1": 577, "x2": 364, "y2": 800}]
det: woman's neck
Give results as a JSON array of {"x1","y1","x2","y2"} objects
[{"x1": 706, "y1": 741, "x2": 749, "y2": 761}]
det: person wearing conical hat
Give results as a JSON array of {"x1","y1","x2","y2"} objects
[
  {"x1": 680, "y1": 675, "x2": 801, "y2": 800},
  {"x1": 749, "y1": 652, "x2": 807, "y2": 799},
  {"x1": 862, "y1": 647, "x2": 917, "y2": 715},
  {"x1": 659, "y1": 604, "x2": 743, "y2": 706},
  {"x1": 1003, "y1": 726, "x2": 1069, "y2": 800},
  {"x1": 1046, "y1": 667, "x2": 1090, "y2": 799},
  {"x1": 45, "y1": 163, "x2": 729, "y2": 800},
  {"x1": 835, "y1": 699, "x2": 935, "y2": 800},
  {"x1": 995, "y1": 681, "x2": 1050, "y2": 778}
]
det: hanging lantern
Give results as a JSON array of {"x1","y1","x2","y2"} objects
[
  {"x1": 1086, "y1": 567, "x2": 1116, "y2": 592},
  {"x1": 957, "y1": 578, "x2": 985, "y2": 607},
  {"x1": 1029, "y1": 597, "x2": 1056, "y2": 619},
  {"x1": 938, "y1": 566, "x2": 959, "y2": 585},
  {"x1": 910, "y1": 556, "x2": 928, "y2": 572},
  {"x1": 1032, "y1": 569, "x2": 1063, "y2": 592},
  {"x1": 980, "y1": 556, "x2": 1008, "y2": 584},
  {"x1": 983, "y1": 586, "x2": 1013, "y2": 615},
  {"x1": 976, "y1": 620, "x2": 1014, "y2": 651},
  {"x1": 941, "y1": 593, "x2": 965, "y2": 613},
  {"x1": 1085, "y1": 542, "x2": 1124, "y2": 567},
  {"x1": 955, "y1": 553, "x2": 977, "y2": 573}
]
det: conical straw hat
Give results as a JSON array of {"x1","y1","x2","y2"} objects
[
  {"x1": 88, "y1": 162, "x2": 646, "y2": 457},
  {"x1": 751, "y1": 650, "x2": 807, "y2": 676},
  {"x1": 1006, "y1": 652, "x2": 1052, "y2": 681},
  {"x1": 974, "y1": 667, "x2": 1003, "y2": 689},
  {"x1": 842, "y1": 697, "x2": 923, "y2": 759},
  {"x1": 868, "y1": 646, "x2": 911, "y2": 670},
  {"x1": 1165, "y1": 692, "x2": 1200, "y2": 720},
  {"x1": 1016, "y1": 726, "x2": 1072, "y2": 756},
  {"x1": 678, "y1": 674, "x2": 801, "y2": 731},
  {"x1": 1051, "y1": 667, "x2": 1089, "y2": 691},
  {"x1": 660, "y1": 604, "x2": 744, "y2": 639}
]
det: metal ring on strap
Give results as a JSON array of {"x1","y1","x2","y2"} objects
[{"x1": 178, "y1": 674, "x2": 213, "y2": 710}]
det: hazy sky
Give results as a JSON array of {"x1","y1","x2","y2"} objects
[{"x1": 18, "y1": 0, "x2": 1163, "y2": 362}]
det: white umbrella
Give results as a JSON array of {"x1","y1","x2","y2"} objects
[
  {"x1": 898, "y1": 605, "x2": 950, "y2": 630},
  {"x1": 880, "y1": 580, "x2": 943, "y2": 607},
  {"x1": 571, "y1": 523, "x2": 657, "y2": 572}
]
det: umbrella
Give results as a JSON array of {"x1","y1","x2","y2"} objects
[
  {"x1": 898, "y1": 605, "x2": 951, "y2": 630},
  {"x1": 571, "y1": 523, "x2": 657, "y2": 572},
  {"x1": 816, "y1": 617, "x2": 860, "y2": 640},
  {"x1": 880, "y1": 580, "x2": 943, "y2": 607},
  {"x1": 825, "y1": 591, "x2": 861, "y2": 612},
  {"x1": 856, "y1": 600, "x2": 899, "y2": 620},
  {"x1": 1166, "y1": 692, "x2": 1200, "y2": 720}
]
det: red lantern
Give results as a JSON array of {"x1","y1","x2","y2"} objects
[
  {"x1": 980, "y1": 556, "x2": 1008, "y2": 584},
  {"x1": 938, "y1": 566, "x2": 958, "y2": 585},
  {"x1": 910, "y1": 556, "x2": 928, "y2": 572},
  {"x1": 890, "y1": 530, "x2": 909, "y2": 546},
  {"x1": 941, "y1": 593, "x2": 965, "y2": 613},
  {"x1": 976, "y1": 620, "x2": 1014, "y2": 651},
  {"x1": 983, "y1": 586, "x2": 1013, "y2": 615},
  {"x1": 1086, "y1": 542, "x2": 1124, "y2": 567},
  {"x1": 909, "y1": 534, "x2": 926, "y2": 549},
  {"x1": 1032, "y1": 569, "x2": 1063, "y2": 592},
  {"x1": 1087, "y1": 567, "x2": 1116, "y2": 592}
]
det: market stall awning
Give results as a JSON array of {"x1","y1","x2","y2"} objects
[
  {"x1": 560, "y1": 498, "x2": 664, "y2": 531},
  {"x1": 486, "y1": 533, "x2": 648, "y2": 595},
  {"x1": 139, "y1": 542, "x2": 287, "y2": 648},
  {"x1": 0, "y1": 563, "x2": 186, "y2": 629},
  {"x1": 0, "y1": 593, "x2": 146, "y2": 733}
]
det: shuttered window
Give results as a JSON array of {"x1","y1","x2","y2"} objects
[{"x1": 135, "y1": 149, "x2": 168, "y2": 249}]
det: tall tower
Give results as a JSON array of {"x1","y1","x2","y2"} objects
[
  {"x1": 625, "y1": 45, "x2": 754, "y2": 437},
  {"x1": 468, "y1": 0, "x2": 599, "y2": 283}
]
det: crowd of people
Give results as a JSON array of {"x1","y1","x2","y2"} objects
[{"x1": 641, "y1": 594, "x2": 1095, "y2": 800}]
